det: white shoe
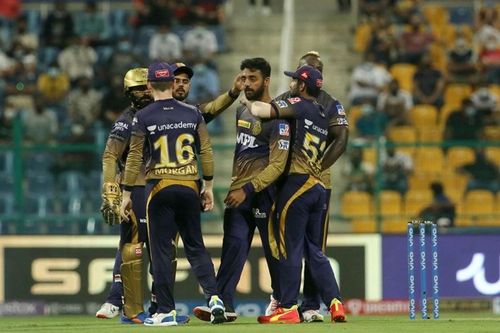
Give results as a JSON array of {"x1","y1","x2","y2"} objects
[
  {"x1": 303, "y1": 309, "x2": 324, "y2": 322},
  {"x1": 265, "y1": 294, "x2": 278, "y2": 316},
  {"x1": 96, "y1": 302, "x2": 120, "y2": 319},
  {"x1": 208, "y1": 296, "x2": 226, "y2": 324},
  {"x1": 144, "y1": 311, "x2": 178, "y2": 326}
]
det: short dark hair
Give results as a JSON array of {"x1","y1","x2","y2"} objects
[
  {"x1": 150, "y1": 81, "x2": 172, "y2": 92},
  {"x1": 240, "y1": 57, "x2": 271, "y2": 78}
]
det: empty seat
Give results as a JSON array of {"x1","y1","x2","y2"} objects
[
  {"x1": 423, "y1": 4, "x2": 449, "y2": 29},
  {"x1": 390, "y1": 63, "x2": 417, "y2": 92},
  {"x1": 414, "y1": 148, "x2": 444, "y2": 176},
  {"x1": 483, "y1": 126, "x2": 500, "y2": 141},
  {"x1": 446, "y1": 147, "x2": 475, "y2": 171},
  {"x1": 25, "y1": 194, "x2": 55, "y2": 218},
  {"x1": 441, "y1": 172, "x2": 468, "y2": 204},
  {"x1": 57, "y1": 171, "x2": 87, "y2": 195},
  {"x1": 404, "y1": 190, "x2": 433, "y2": 218},
  {"x1": 348, "y1": 106, "x2": 363, "y2": 130},
  {"x1": 341, "y1": 191, "x2": 375, "y2": 232},
  {"x1": 485, "y1": 147, "x2": 500, "y2": 166},
  {"x1": 387, "y1": 126, "x2": 418, "y2": 155},
  {"x1": 27, "y1": 172, "x2": 55, "y2": 194},
  {"x1": 418, "y1": 126, "x2": 442, "y2": 143},
  {"x1": 411, "y1": 104, "x2": 438, "y2": 130},
  {"x1": 443, "y1": 83, "x2": 472, "y2": 108},
  {"x1": 463, "y1": 190, "x2": 496, "y2": 226},
  {"x1": 354, "y1": 23, "x2": 372, "y2": 53},
  {"x1": 408, "y1": 173, "x2": 437, "y2": 191}
]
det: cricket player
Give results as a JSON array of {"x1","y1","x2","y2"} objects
[
  {"x1": 272, "y1": 51, "x2": 348, "y2": 323},
  {"x1": 244, "y1": 65, "x2": 344, "y2": 324},
  {"x1": 120, "y1": 62, "x2": 225, "y2": 326},
  {"x1": 192, "y1": 57, "x2": 291, "y2": 323}
]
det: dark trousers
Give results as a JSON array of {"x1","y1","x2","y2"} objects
[
  {"x1": 146, "y1": 180, "x2": 218, "y2": 313},
  {"x1": 106, "y1": 186, "x2": 147, "y2": 306},
  {"x1": 216, "y1": 186, "x2": 279, "y2": 312},
  {"x1": 275, "y1": 175, "x2": 338, "y2": 308}
]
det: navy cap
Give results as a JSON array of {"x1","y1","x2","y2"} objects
[
  {"x1": 172, "y1": 62, "x2": 194, "y2": 79},
  {"x1": 147, "y1": 62, "x2": 174, "y2": 82},
  {"x1": 284, "y1": 65, "x2": 323, "y2": 91}
]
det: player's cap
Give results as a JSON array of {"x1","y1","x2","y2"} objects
[
  {"x1": 284, "y1": 65, "x2": 323, "y2": 91},
  {"x1": 147, "y1": 62, "x2": 174, "y2": 82},
  {"x1": 172, "y1": 62, "x2": 194, "y2": 79},
  {"x1": 124, "y1": 67, "x2": 148, "y2": 91}
]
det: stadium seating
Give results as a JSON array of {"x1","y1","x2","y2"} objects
[
  {"x1": 390, "y1": 63, "x2": 417, "y2": 93},
  {"x1": 418, "y1": 126, "x2": 442, "y2": 143},
  {"x1": 404, "y1": 190, "x2": 433, "y2": 218},
  {"x1": 414, "y1": 148, "x2": 444, "y2": 176},
  {"x1": 410, "y1": 104, "x2": 438, "y2": 130},
  {"x1": 462, "y1": 190, "x2": 496, "y2": 226},
  {"x1": 445, "y1": 147, "x2": 475, "y2": 172},
  {"x1": 341, "y1": 191, "x2": 375, "y2": 232},
  {"x1": 353, "y1": 23, "x2": 371, "y2": 53},
  {"x1": 387, "y1": 126, "x2": 417, "y2": 156},
  {"x1": 483, "y1": 126, "x2": 500, "y2": 141},
  {"x1": 443, "y1": 83, "x2": 472, "y2": 108},
  {"x1": 423, "y1": 4, "x2": 449, "y2": 30},
  {"x1": 438, "y1": 104, "x2": 458, "y2": 130},
  {"x1": 380, "y1": 190, "x2": 404, "y2": 233},
  {"x1": 485, "y1": 147, "x2": 500, "y2": 166}
]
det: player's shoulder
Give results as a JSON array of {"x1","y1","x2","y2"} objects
[{"x1": 112, "y1": 107, "x2": 134, "y2": 128}]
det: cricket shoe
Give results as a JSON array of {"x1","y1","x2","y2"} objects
[
  {"x1": 193, "y1": 305, "x2": 237, "y2": 322},
  {"x1": 302, "y1": 309, "x2": 324, "y2": 323},
  {"x1": 144, "y1": 310, "x2": 178, "y2": 326},
  {"x1": 208, "y1": 296, "x2": 226, "y2": 324},
  {"x1": 265, "y1": 294, "x2": 279, "y2": 315},
  {"x1": 330, "y1": 298, "x2": 347, "y2": 322},
  {"x1": 95, "y1": 302, "x2": 120, "y2": 319},
  {"x1": 257, "y1": 305, "x2": 300, "y2": 324},
  {"x1": 120, "y1": 312, "x2": 149, "y2": 324}
]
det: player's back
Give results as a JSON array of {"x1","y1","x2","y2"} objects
[{"x1": 135, "y1": 98, "x2": 206, "y2": 181}]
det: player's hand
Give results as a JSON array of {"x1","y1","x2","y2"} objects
[
  {"x1": 231, "y1": 72, "x2": 244, "y2": 95},
  {"x1": 240, "y1": 96, "x2": 251, "y2": 109},
  {"x1": 224, "y1": 188, "x2": 246, "y2": 208},
  {"x1": 120, "y1": 190, "x2": 133, "y2": 222},
  {"x1": 100, "y1": 182, "x2": 122, "y2": 225},
  {"x1": 201, "y1": 188, "x2": 214, "y2": 212}
]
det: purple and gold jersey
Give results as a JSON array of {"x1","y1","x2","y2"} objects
[
  {"x1": 275, "y1": 90, "x2": 348, "y2": 188},
  {"x1": 230, "y1": 105, "x2": 290, "y2": 192},
  {"x1": 271, "y1": 96, "x2": 329, "y2": 181},
  {"x1": 122, "y1": 98, "x2": 213, "y2": 186},
  {"x1": 102, "y1": 106, "x2": 146, "y2": 186}
]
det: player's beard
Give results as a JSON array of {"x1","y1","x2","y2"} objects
[
  {"x1": 173, "y1": 88, "x2": 188, "y2": 101},
  {"x1": 289, "y1": 84, "x2": 300, "y2": 97},
  {"x1": 244, "y1": 83, "x2": 265, "y2": 101},
  {"x1": 134, "y1": 95, "x2": 153, "y2": 109}
]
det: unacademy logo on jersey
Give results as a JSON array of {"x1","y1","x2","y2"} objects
[
  {"x1": 304, "y1": 119, "x2": 313, "y2": 128},
  {"x1": 147, "y1": 125, "x2": 157, "y2": 134},
  {"x1": 236, "y1": 132, "x2": 258, "y2": 148}
]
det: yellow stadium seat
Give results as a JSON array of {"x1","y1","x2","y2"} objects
[
  {"x1": 446, "y1": 147, "x2": 475, "y2": 172},
  {"x1": 463, "y1": 190, "x2": 496, "y2": 226},
  {"x1": 348, "y1": 106, "x2": 363, "y2": 129},
  {"x1": 485, "y1": 147, "x2": 500, "y2": 165},
  {"x1": 440, "y1": 24, "x2": 474, "y2": 48},
  {"x1": 408, "y1": 173, "x2": 438, "y2": 191},
  {"x1": 387, "y1": 126, "x2": 418, "y2": 155},
  {"x1": 441, "y1": 172, "x2": 468, "y2": 204},
  {"x1": 411, "y1": 104, "x2": 438, "y2": 130},
  {"x1": 354, "y1": 24, "x2": 372, "y2": 53},
  {"x1": 390, "y1": 63, "x2": 417, "y2": 92},
  {"x1": 429, "y1": 43, "x2": 447, "y2": 72},
  {"x1": 342, "y1": 191, "x2": 376, "y2": 232},
  {"x1": 362, "y1": 147, "x2": 377, "y2": 166},
  {"x1": 444, "y1": 83, "x2": 472, "y2": 108},
  {"x1": 484, "y1": 126, "x2": 500, "y2": 141},
  {"x1": 351, "y1": 219, "x2": 377, "y2": 233},
  {"x1": 418, "y1": 126, "x2": 442, "y2": 143},
  {"x1": 438, "y1": 104, "x2": 459, "y2": 130},
  {"x1": 414, "y1": 148, "x2": 444, "y2": 176},
  {"x1": 489, "y1": 84, "x2": 500, "y2": 99},
  {"x1": 497, "y1": 192, "x2": 500, "y2": 214},
  {"x1": 423, "y1": 4, "x2": 449, "y2": 30},
  {"x1": 379, "y1": 190, "x2": 403, "y2": 217},
  {"x1": 404, "y1": 190, "x2": 433, "y2": 218}
]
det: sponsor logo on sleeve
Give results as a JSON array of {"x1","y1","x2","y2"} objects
[
  {"x1": 278, "y1": 139, "x2": 289, "y2": 150},
  {"x1": 276, "y1": 100, "x2": 288, "y2": 108},
  {"x1": 287, "y1": 97, "x2": 301, "y2": 104},
  {"x1": 113, "y1": 122, "x2": 129, "y2": 131},
  {"x1": 278, "y1": 123, "x2": 289, "y2": 136},
  {"x1": 132, "y1": 117, "x2": 138, "y2": 125},
  {"x1": 338, "y1": 118, "x2": 349, "y2": 125},
  {"x1": 336, "y1": 104, "x2": 346, "y2": 116}
]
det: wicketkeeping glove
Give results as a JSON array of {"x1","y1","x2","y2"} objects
[{"x1": 100, "y1": 182, "x2": 122, "y2": 225}]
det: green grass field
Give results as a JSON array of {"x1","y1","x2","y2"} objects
[{"x1": 1, "y1": 314, "x2": 499, "y2": 333}]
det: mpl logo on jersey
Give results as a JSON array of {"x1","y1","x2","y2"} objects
[{"x1": 382, "y1": 234, "x2": 500, "y2": 299}]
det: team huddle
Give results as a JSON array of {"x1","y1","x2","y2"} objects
[{"x1": 95, "y1": 51, "x2": 349, "y2": 326}]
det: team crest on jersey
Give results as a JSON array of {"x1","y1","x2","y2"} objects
[
  {"x1": 238, "y1": 119, "x2": 251, "y2": 129},
  {"x1": 279, "y1": 123, "x2": 289, "y2": 136},
  {"x1": 147, "y1": 125, "x2": 157, "y2": 134},
  {"x1": 336, "y1": 104, "x2": 346, "y2": 115},
  {"x1": 276, "y1": 100, "x2": 288, "y2": 108},
  {"x1": 252, "y1": 121, "x2": 262, "y2": 135},
  {"x1": 278, "y1": 139, "x2": 289, "y2": 150},
  {"x1": 287, "y1": 97, "x2": 301, "y2": 104}
]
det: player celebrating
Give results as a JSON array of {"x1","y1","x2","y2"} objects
[
  {"x1": 120, "y1": 62, "x2": 225, "y2": 326},
  {"x1": 272, "y1": 51, "x2": 348, "y2": 323},
  {"x1": 244, "y1": 65, "x2": 344, "y2": 324},
  {"x1": 192, "y1": 57, "x2": 290, "y2": 323}
]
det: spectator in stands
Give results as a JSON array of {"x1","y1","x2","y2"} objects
[
  {"x1": 67, "y1": 75, "x2": 102, "y2": 127},
  {"x1": 475, "y1": 7, "x2": 500, "y2": 84},
  {"x1": 419, "y1": 182, "x2": 455, "y2": 228},
  {"x1": 380, "y1": 142, "x2": 413, "y2": 194},
  {"x1": 107, "y1": 36, "x2": 141, "y2": 78},
  {"x1": 359, "y1": 0, "x2": 390, "y2": 18},
  {"x1": 37, "y1": 62, "x2": 70, "y2": 107},
  {"x1": 392, "y1": 0, "x2": 422, "y2": 24},
  {"x1": 9, "y1": 14, "x2": 39, "y2": 56},
  {"x1": 183, "y1": 19, "x2": 218, "y2": 64},
  {"x1": 22, "y1": 99, "x2": 58, "y2": 144},
  {"x1": 42, "y1": 0, "x2": 74, "y2": 49},
  {"x1": 0, "y1": 0, "x2": 20, "y2": 20},
  {"x1": 444, "y1": 98, "x2": 483, "y2": 142},
  {"x1": 348, "y1": 51, "x2": 392, "y2": 106},
  {"x1": 172, "y1": 0, "x2": 197, "y2": 25},
  {"x1": 470, "y1": 82, "x2": 498, "y2": 125},
  {"x1": 398, "y1": 13, "x2": 434, "y2": 65},
  {"x1": 458, "y1": 148, "x2": 499, "y2": 193},
  {"x1": 367, "y1": 17, "x2": 398, "y2": 67},
  {"x1": 412, "y1": 53, "x2": 445, "y2": 108},
  {"x1": 4, "y1": 54, "x2": 38, "y2": 111},
  {"x1": 355, "y1": 103, "x2": 387, "y2": 140},
  {"x1": 341, "y1": 147, "x2": 374, "y2": 193},
  {"x1": 148, "y1": 22, "x2": 182, "y2": 62},
  {"x1": 100, "y1": 74, "x2": 129, "y2": 129},
  {"x1": 447, "y1": 32, "x2": 478, "y2": 84},
  {"x1": 377, "y1": 79, "x2": 413, "y2": 127},
  {"x1": 58, "y1": 35, "x2": 98, "y2": 82},
  {"x1": 74, "y1": 0, "x2": 110, "y2": 46}
]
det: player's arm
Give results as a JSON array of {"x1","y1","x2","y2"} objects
[
  {"x1": 243, "y1": 98, "x2": 297, "y2": 119},
  {"x1": 322, "y1": 125, "x2": 349, "y2": 171},
  {"x1": 197, "y1": 118, "x2": 215, "y2": 211},
  {"x1": 200, "y1": 73, "x2": 244, "y2": 123},
  {"x1": 120, "y1": 132, "x2": 145, "y2": 221}
]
